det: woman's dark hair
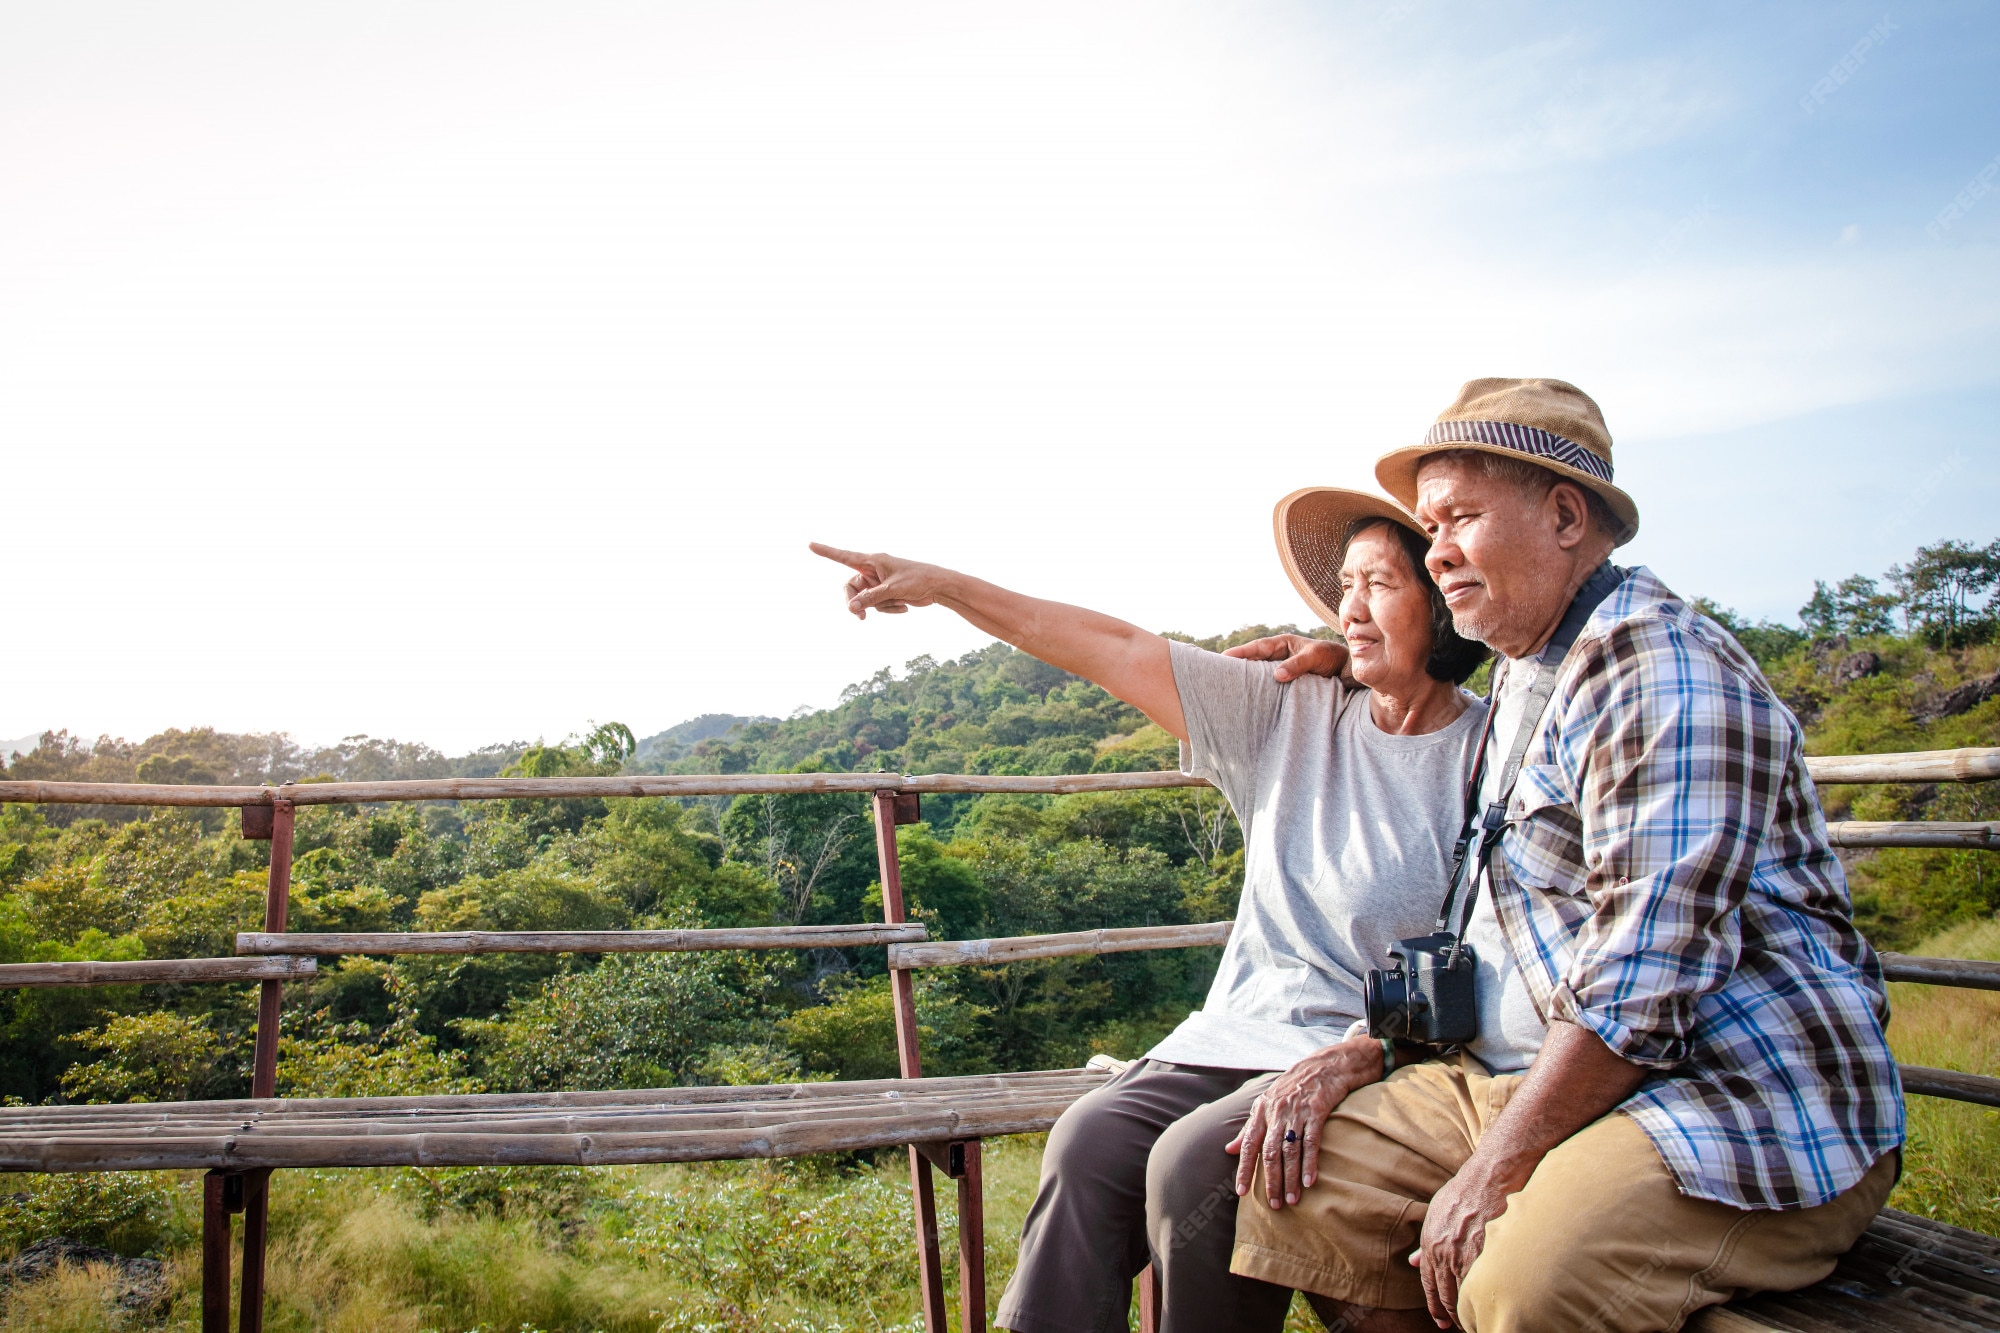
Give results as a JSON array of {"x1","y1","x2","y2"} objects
[{"x1": 1343, "y1": 517, "x2": 1491, "y2": 685}]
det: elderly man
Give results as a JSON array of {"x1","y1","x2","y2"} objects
[{"x1": 1228, "y1": 379, "x2": 1904, "y2": 1333}]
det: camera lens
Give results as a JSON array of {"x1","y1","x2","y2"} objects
[{"x1": 1364, "y1": 966, "x2": 1410, "y2": 1041}]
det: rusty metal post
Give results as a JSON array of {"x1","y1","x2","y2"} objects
[
  {"x1": 1137, "y1": 1263, "x2": 1161, "y2": 1333},
  {"x1": 957, "y1": 1139, "x2": 986, "y2": 1333},
  {"x1": 236, "y1": 1169, "x2": 274, "y2": 1333},
  {"x1": 249, "y1": 799, "x2": 294, "y2": 1100},
  {"x1": 203, "y1": 1171, "x2": 245, "y2": 1333},
  {"x1": 875, "y1": 789, "x2": 949, "y2": 1331},
  {"x1": 238, "y1": 797, "x2": 292, "y2": 1333}
]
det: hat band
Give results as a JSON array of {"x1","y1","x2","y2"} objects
[{"x1": 1420, "y1": 419, "x2": 1613, "y2": 483}]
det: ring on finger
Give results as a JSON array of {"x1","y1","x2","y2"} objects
[{"x1": 1283, "y1": 1128, "x2": 1299, "y2": 1144}]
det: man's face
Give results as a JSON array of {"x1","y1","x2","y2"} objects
[{"x1": 1413, "y1": 456, "x2": 1572, "y2": 656}]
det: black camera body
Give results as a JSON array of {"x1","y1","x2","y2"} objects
[{"x1": 1364, "y1": 933, "x2": 1479, "y2": 1046}]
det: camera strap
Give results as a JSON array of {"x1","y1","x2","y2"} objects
[{"x1": 1433, "y1": 561, "x2": 1624, "y2": 937}]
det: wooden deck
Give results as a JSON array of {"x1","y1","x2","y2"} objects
[{"x1": 1695, "y1": 1208, "x2": 2000, "y2": 1331}]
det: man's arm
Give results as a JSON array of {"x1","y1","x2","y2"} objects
[
  {"x1": 811, "y1": 543, "x2": 1186, "y2": 739},
  {"x1": 1223, "y1": 632, "x2": 1350, "y2": 683},
  {"x1": 1414, "y1": 1022, "x2": 1646, "y2": 1328}
]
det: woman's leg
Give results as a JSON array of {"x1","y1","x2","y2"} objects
[
  {"x1": 998, "y1": 1061, "x2": 1258, "y2": 1333},
  {"x1": 1146, "y1": 1073, "x2": 1294, "y2": 1333}
]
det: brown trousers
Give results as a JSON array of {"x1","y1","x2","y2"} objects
[
  {"x1": 1232, "y1": 1056, "x2": 1899, "y2": 1333},
  {"x1": 995, "y1": 1059, "x2": 1294, "y2": 1333}
]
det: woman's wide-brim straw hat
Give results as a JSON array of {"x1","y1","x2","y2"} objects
[
  {"x1": 1273, "y1": 487, "x2": 1427, "y2": 629},
  {"x1": 1373, "y1": 377, "x2": 1641, "y2": 546}
]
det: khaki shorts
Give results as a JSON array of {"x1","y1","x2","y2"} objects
[{"x1": 1230, "y1": 1056, "x2": 1897, "y2": 1333}]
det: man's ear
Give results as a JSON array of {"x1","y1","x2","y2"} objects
[{"x1": 1547, "y1": 481, "x2": 1593, "y2": 551}]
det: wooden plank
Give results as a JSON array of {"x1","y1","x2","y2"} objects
[
  {"x1": 1880, "y1": 953, "x2": 2000, "y2": 991},
  {"x1": 888, "y1": 921, "x2": 1233, "y2": 969},
  {"x1": 1827, "y1": 821, "x2": 2000, "y2": 849},
  {"x1": 237, "y1": 923, "x2": 926, "y2": 956},
  {"x1": 1807, "y1": 747, "x2": 2000, "y2": 785},
  {"x1": 1898, "y1": 1065, "x2": 2000, "y2": 1108},
  {"x1": 0, "y1": 956, "x2": 315, "y2": 989}
]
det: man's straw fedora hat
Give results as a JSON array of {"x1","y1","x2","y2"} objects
[
  {"x1": 1272, "y1": 487, "x2": 1427, "y2": 629},
  {"x1": 1373, "y1": 377, "x2": 1640, "y2": 546}
]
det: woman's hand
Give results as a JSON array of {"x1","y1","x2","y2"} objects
[
  {"x1": 1224, "y1": 633, "x2": 1350, "y2": 684},
  {"x1": 811, "y1": 543, "x2": 953, "y2": 618},
  {"x1": 1226, "y1": 1037, "x2": 1387, "y2": 1209}
]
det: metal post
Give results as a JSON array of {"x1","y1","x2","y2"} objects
[
  {"x1": 239, "y1": 798, "x2": 292, "y2": 1333},
  {"x1": 236, "y1": 1169, "x2": 273, "y2": 1333},
  {"x1": 249, "y1": 799, "x2": 294, "y2": 1099},
  {"x1": 957, "y1": 1139, "x2": 986, "y2": 1333},
  {"x1": 875, "y1": 789, "x2": 949, "y2": 1331},
  {"x1": 202, "y1": 1171, "x2": 245, "y2": 1333}
]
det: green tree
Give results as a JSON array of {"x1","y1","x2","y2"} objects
[
  {"x1": 1890, "y1": 539, "x2": 2000, "y2": 646},
  {"x1": 1798, "y1": 575, "x2": 1899, "y2": 639}
]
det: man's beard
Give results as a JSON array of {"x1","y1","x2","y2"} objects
[{"x1": 1449, "y1": 601, "x2": 1502, "y2": 649}]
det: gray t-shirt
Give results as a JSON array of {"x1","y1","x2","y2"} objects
[
  {"x1": 1461, "y1": 656, "x2": 1554, "y2": 1074},
  {"x1": 1146, "y1": 641, "x2": 1489, "y2": 1071}
]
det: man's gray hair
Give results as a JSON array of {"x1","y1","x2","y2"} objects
[{"x1": 1420, "y1": 448, "x2": 1623, "y2": 540}]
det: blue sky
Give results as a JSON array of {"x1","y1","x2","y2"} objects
[{"x1": 3, "y1": 1, "x2": 1996, "y2": 749}]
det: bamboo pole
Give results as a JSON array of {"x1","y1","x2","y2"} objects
[
  {"x1": 0, "y1": 956, "x2": 316, "y2": 989},
  {"x1": 1826, "y1": 821, "x2": 2000, "y2": 849},
  {"x1": 1899, "y1": 1065, "x2": 2000, "y2": 1109},
  {"x1": 0, "y1": 1097, "x2": 1100, "y2": 1173},
  {"x1": 3, "y1": 747, "x2": 1996, "y2": 810},
  {"x1": 1879, "y1": 953, "x2": 2000, "y2": 991},
  {"x1": 1807, "y1": 747, "x2": 2000, "y2": 785},
  {"x1": 236, "y1": 923, "x2": 927, "y2": 956},
  {"x1": 887, "y1": 921, "x2": 1233, "y2": 970}
]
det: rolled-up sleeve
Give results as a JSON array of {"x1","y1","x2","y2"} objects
[{"x1": 1536, "y1": 621, "x2": 1781, "y2": 1068}]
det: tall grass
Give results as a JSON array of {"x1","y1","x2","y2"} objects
[{"x1": 1884, "y1": 916, "x2": 2000, "y2": 1234}]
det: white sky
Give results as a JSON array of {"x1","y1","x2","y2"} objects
[{"x1": 6, "y1": 1, "x2": 1998, "y2": 752}]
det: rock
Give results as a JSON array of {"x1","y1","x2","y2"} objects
[
  {"x1": 0, "y1": 1236, "x2": 167, "y2": 1311},
  {"x1": 1915, "y1": 669, "x2": 2000, "y2": 723},
  {"x1": 1833, "y1": 651, "x2": 1882, "y2": 686}
]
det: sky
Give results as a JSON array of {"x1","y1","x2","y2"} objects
[{"x1": 5, "y1": 0, "x2": 1998, "y2": 754}]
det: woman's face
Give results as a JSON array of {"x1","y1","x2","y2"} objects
[{"x1": 1338, "y1": 525, "x2": 1436, "y2": 693}]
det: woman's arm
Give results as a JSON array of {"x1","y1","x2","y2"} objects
[{"x1": 811, "y1": 543, "x2": 1186, "y2": 740}]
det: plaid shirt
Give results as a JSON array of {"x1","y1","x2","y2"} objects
[{"x1": 1490, "y1": 566, "x2": 1904, "y2": 1210}]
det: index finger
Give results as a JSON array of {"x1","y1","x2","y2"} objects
[{"x1": 808, "y1": 542, "x2": 873, "y2": 571}]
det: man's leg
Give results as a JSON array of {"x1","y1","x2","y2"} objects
[
  {"x1": 997, "y1": 1060, "x2": 1258, "y2": 1333},
  {"x1": 1458, "y1": 1112, "x2": 1900, "y2": 1333},
  {"x1": 1143, "y1": 1072, "x2": 1294, "y2": 1333},
  {"x1": 1231, "y1": 1058, "x2": 1511, "y2": 1314}
]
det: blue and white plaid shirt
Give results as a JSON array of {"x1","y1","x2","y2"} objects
[{"x1": 1489, "y1": 566, "x2": 1904, "y2": 1210}]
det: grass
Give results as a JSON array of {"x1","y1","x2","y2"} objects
[
  {"x1": 5, "y1": 917, "x2": 1994, "y2": 1331},
  {"x1": 1883, "y1": 915, "x2": 2000, "y2": 1234}
]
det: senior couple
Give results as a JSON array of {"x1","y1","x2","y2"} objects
[{"x1": 814, "y1": 378, "x2": 1904, "y2": 1333}]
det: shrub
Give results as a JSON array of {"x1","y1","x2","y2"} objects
[
  {"x1": 59, "y1": 1012, "x2": 221, "y2": 1104},
  {"x1": 0, "y1": 1172, "x2": 185, "y2": 1258}
]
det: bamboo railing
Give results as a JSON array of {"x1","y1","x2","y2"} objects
[{"x1": 2, "y1": 746, "x2": 1997, "y2": 1333}]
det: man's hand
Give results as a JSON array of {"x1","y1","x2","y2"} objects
[
  {"x1": 1406, "y1": 1021, "x2": 1649, "y2": 1328},
  {"x1": 811, "y1": 543, "x2": 952, "y2": 618},
  {"x1": 1225, "y1": 1037, "x2": 1384, "y2": 1209},
  {"x1": 1411, "y1": 1158, "x2": 1513, "y2": 1328},
  {"x1": 1224, "y1": 633, "x2": 1349, "y2": 683}
]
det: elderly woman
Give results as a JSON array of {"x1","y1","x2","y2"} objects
[{"x1": 812, "y1": 486, "x2": 1489, "y2": 1333}]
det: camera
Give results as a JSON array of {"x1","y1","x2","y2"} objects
[{"x1": 1364, "y1": 933, "x2": 1479, "y2": 1046}]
